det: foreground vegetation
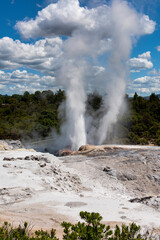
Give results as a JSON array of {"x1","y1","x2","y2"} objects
[
  {"x1": 0, "y1": 90, "x2": 160, "y2": 145},
  {"x1": 0, "y1": 211, "x2": 154, "y2": 239}
]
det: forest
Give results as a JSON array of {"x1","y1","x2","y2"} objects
[{"x1": 0, "y1": 90, "x2": 159, "y2": 146}]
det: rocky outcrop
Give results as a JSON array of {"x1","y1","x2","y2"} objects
[
  {"x1": 0, "y1": 141, "x2": 12, "y2": 150},
  {"x1": 58, "y1": 149, "x2": 75, "y2": 156},
  {"x1": 0, "y1": 140, "x2": 23, "y2": 150},
  {"x1": 103, "y1": 166, "x2": 137, "y2": 181},
  {"x1": 3, "y1": 155, "x2": 50, "y2": 163},
  {"x1": 60, "y1": 145, "x2": 160, "y2": 210},
  {"x1": 58, "y1": 144, "x2": 115, "y2": 156},
  {"x1": 78, "y1": 145, "x2": 108, "y2": 155},
  {"x1": 130, "y1": 196, "x2": 160, "y2": 209},
  {"x1": 0, "y1": 145, "x2": 160, "y2": 236}
]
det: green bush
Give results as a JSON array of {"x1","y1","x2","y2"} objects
[
  {"x1": 0, "y1": 211, "x2": 155, "y2": 239},
  {"x1": 61, "y1": 211, "x2": 146, "y2": 240},
  {"x1": 0, "y1": 221, "x2": 58, "y2": 240}
]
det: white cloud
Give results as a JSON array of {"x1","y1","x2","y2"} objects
[
  {"x1": 129, "y1": 86, "x2": 160, "y2": 95},
  {"x1": 129, "y1": 51, "x2": 153, "y2": 70},
  {"x1": 0, "y1": 37, "x2": 63, "y2": 74},
  {"x1": 133, "y1": 76, "x2": 150, "y2": 83},
  {"x1": 139, "y1": 15, "x2": 156, "y2": 35},
  {"x1": 138, "y1": 51, "x2": 151, "y2": 59},
  {"x1": 15, "y1": 0, "x2": 99, "y2": 39},
  {"x1": 133, "y1": 75, "x2": 160, "y2": 84},
  {"x1": 129, "y1": 57, "x2": 153, "y2": 70},
  {"x1": 128, "y1": 75, "x2": 160, "y2": 96},
  {"x1": 0, "y1": 70, "x2": 58, "y2": 94},
  {"x1": 0, "y1": 0, "x2": 156, "y2": 97},
  {"x1": 148, "y1": 68, "x2": 159, "y2": 75},
  {"x1": 15, "y1": 0, "x2": 155, "y2": 39},
  {"x1": 130, "y1": 69, "x2": 140, "y2": 73}
]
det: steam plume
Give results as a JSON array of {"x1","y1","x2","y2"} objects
[
  {"x1": 16, "y1": 0, "x2": 155, "y2": 150},
  {"x1": 97, "y1": 0, "x2": 139, "y2": 144},
  {"x1": 58, "y1": 58, "x2": 87, "y2": 150}
]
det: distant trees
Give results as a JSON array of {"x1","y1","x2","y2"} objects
[
  {"x1": 87, "y1": 92, "x2": 103, "y2": 111},
  {"x1": 0, "y1": 89, "x2": 65, "y2": 140},
  {"x1": 128, "y1": 92, "x2": 160, "y2": 145},
  {"x1": 0, "y1": 90, "x2": 159, "y2": 145}
]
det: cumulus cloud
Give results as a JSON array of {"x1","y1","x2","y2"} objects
[
  {"x1": 15, "y1": 0, "x2": 155, "y2": 39},
  {"x1": 133, "y1": 76, "x2": 150, "y2": 83},
  {"x1": 139, "y1": 15, "x2": 156, "y2": 35},
  {"x1": 129, "y1": 51, "x2": 153, "y2": 70},
  {"x1": 128, "y1": 74, "x2": 160, "y2": 96},
  {"x1": 138, "y1": 51, "x2": 151, "y2": 59},
  {"x1": 129, "y1": 57, "x2": 153, "y2": 70},
  {"x1": 15, "y1": 0, "x2": 98, "y2": 38},
  {"x1": 0, "y1": 70, "x2": 57, "y2": 94},
  {"x1": 0, "y1": 37, "x2": 63, "y2": 74},
  {"x1": 148, "y1": 68, "x2": 160, "y2": 75}
]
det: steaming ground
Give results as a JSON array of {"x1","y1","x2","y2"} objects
[{"x1": 0, "y1": 141, "x2": 160, "y2": 239}]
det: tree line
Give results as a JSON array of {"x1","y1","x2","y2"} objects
[{"x1": 0, "y1": 90, "x2": 159, "y2": 145}]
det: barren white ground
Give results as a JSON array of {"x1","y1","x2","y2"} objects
[{"x1": 0, "y1": 146, "x2": 160, "y2": 239}]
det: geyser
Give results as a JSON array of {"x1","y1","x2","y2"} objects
[
  {"x1": 16, "y1": 0, "x2": 155, "y2": 150},
  {"x1": 58, "y1": 59, "x2": 87, "y2": 150}
]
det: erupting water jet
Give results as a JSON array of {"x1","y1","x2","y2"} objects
[{"x1": 16, "y1": 0, "x2": 156, "y2": 151}]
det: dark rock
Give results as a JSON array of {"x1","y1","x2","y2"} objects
[
  {"x1": 3, "y1": 157, "x2": 15, "y2": 161},
  {"x1": 3, "y1": 163, "x2": 11, "y2": 168},
  {"x1": 103, "y1": 166, "x2": 111, "y2": 172},
  {"x1": 103, "y1": 166, "x2": 137, "y2": 181},
  {"x1": 129, "y1": 196, "x2": 152, "y2": 203},
  {"x1": 58, "y1": 149, "x2": 74, "y2": 156},
  {"x1": 24, "y1": 156, "x2": 31, "y2": 160},
  {"x1": 39, "y1": 162, "x2": 46, "y2": 167},
  {"x1": 6, "y1": 140, "x2": 23, "y2": 149},
  {"x1": 129, "y1": 195, "x2": 160, "y2": 209},
  {"x1": 120, "y1": 173, "x2": 137, "y2": 181},
  {"x1": 78, "y1": 145, "x2": 95, "y2": 151}
]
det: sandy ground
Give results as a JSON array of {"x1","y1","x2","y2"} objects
[{"x1": 0, "y1": 145, "x2": 160, "y2": 239}]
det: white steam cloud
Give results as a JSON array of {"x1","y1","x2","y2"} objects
[
  {"x1": 97, "y1": 0, "x2": 155, "y2": 144},
  {"x1": 16, "y1": 0, "x2": 155, "y2": 150}
]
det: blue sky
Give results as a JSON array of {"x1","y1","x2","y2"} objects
[{"x1": 0, "y1": 0, "x2": 160, "y2": 96}]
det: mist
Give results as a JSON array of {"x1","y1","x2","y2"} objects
[
  {"x1": 97, "y1": 0, "x2": 139, "y2": 145},
  {"x1": 57, "y1": 0, "x2": 155, "y2": 149},
  {"x1": 16, "y1": 0, "x2": 156, "y2": 150}
]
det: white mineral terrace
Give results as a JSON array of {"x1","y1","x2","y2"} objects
[{"x1": 0, "y1": 142, "x2": 160, "y2": 239}]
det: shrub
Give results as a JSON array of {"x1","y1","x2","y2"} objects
[
  {"x1": 62, "y1": 211, "x2": 145, "y2": 240},
  {"x1": 0, "y1": 211, "x2": 154, "y2": 239},
  {"x1": 0, "y1": 221, "x2": 58, "y2": 240}
]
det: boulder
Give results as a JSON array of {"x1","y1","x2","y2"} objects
[
  {"x1": 6, "y1": 140, "x2": 23, "y2": 149},
  {"x1": 58, "y1": 149, "x2": 75, "y2": 156},
  {"x1": 0, "y1": 140, "x2": 23, "y2": 150},
  {"x1": 0, "y1": 141, "x2": 12, "y2": 150},
  {"x1": 78, "y1": 145, "x2": 95, "y2": 152}
]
